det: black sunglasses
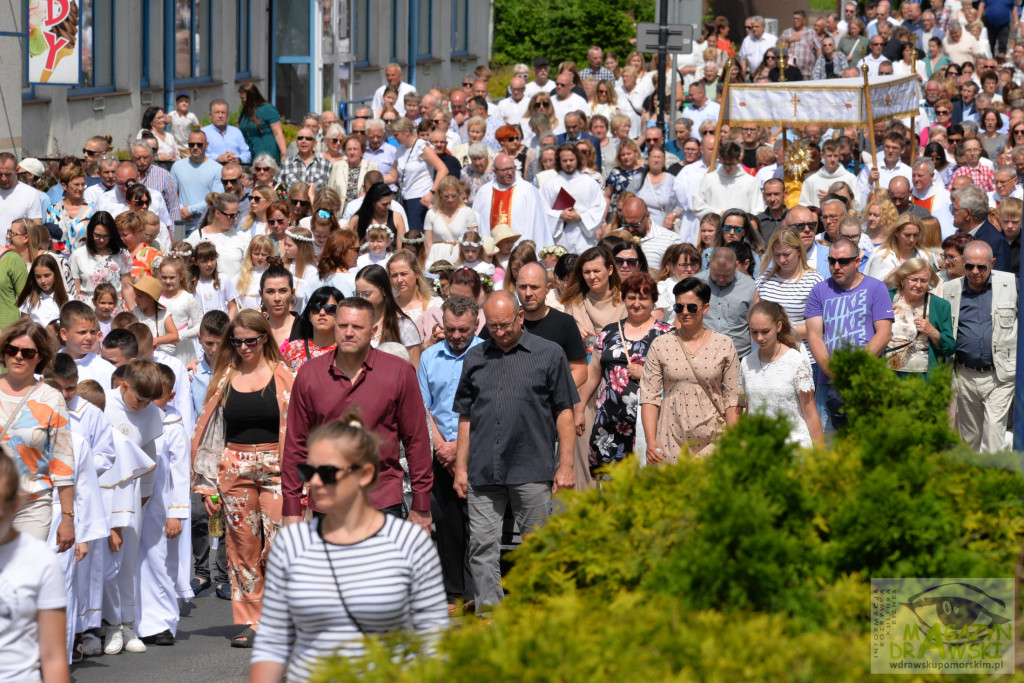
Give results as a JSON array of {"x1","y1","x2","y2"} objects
[
  {"x1": 296, "y1": 136, "x2": 315, "y2": 141},
  {"x1": 291, "y1": 199, "x2": 311, "y2": 206},
  {"x1": 229, "y1": 335, "x2": 265, "y2": 348},
  {"x1": 964, "y1": 262, "x2": 990, "y2": 272},
  {"x1": 789, "y1": 221, "x2": 818, "y2": 232},
  {"x1": 3, "y1": 344, "x2": 38, "y2": 359},
  {"x1": 188, "y1": 142, "x2": 205, "y2": 148},
  {"x1": 297, "y1": 463, "x2": 360, "y2": 484},
  {"x1": 312, "y1": 303, "x2": 338, "y2": 316},
  {"x1": 615, "y1": 257, "x2": 639, "y2": 267},
  {"x1": 828, "y1": 256, "x2": 858, "y2": 266},
  {"x1": 672, "y1": 303, "x2": 701, "y2": 315}
]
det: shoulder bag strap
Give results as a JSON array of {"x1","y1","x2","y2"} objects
[
  {"x1": 0, "y1": 381, "x2": 40, "y2": 443},
  {"x1": 675, "y1": 333, "x2": 727, "y2": 421}
]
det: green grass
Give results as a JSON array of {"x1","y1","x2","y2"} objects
[{"x1": 809, "y1": 0, "x2": 837, "y2": 10}]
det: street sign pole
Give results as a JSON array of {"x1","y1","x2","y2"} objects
[
  {"x1": 658, "y1": 0, "x2": 669, "y2": 133},
  {"x1": 637, "y1": 19, "x2": 693, "y2": 134}
]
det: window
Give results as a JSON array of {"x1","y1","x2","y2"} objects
[
  {"x1": 417, "y1": 0, "x2": 433, "y2": 60},
  {"x1": 452, "y1": 0, "x2": 468, "y2": 56},
  {"x1": 140, "y1": 0, "x2": 151, "y2": 88},
  {"x1": 236, "y1": 0, "x2": 251, "y2": 77},
  {"x1": 76, "y1": 0, "x2": 116, "y2": 91},
  {"x1": 354, "y1": 0, "x2": 370, "y2": 67},
  {"x1": 175, "y1": 0, "x2": 212, "y2": 81},
  {"x1": 390, "y1": 0, "x2": 400, "y2": 63}
]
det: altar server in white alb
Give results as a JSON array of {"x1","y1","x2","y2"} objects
[
  {"x1": 472, "y1": 153, "x2": 552, "y2": 246},
  {"x1": 135, "y1": 364, "x2": 192, "y2": 646},
  {"x1": 799, "y1": 139, "x2": 861, "y2": 210},
  {"x1": 539, "y1": 143, "x2": 604, "y2": 254},
  {"x1": 101, "y1": 361, "x2": 164, "y2": 655},
  {"x1": 693, "y1": 141, "x2": 764, "y2": 218}
]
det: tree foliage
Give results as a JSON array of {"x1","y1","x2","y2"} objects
[
  {"x1": 314, "y1": 351, "x2": 1024, "y2": 682},
  {"x1": 492, "y1": 0, "x2": 655, "y2": 67}
]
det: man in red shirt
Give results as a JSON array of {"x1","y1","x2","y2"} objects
[{"x1": 283, "y1": 297, "x2": 433, "y2": 533}]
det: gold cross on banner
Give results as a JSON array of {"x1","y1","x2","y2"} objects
[
  {"x1": 790, "y1": 94, "x2": 801, "y2": 116},
  {"x1": 885, "y1": 94, "x2": 892, "y2": 106}
]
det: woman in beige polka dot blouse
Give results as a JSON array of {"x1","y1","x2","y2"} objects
[{"x1": 640, "y1": 277, "x2": 740, "y2": 461}]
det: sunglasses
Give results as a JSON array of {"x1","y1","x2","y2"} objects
[
  {"x1": 188, "y1": 142, "x2": 205, "y2": 148},
  {"x1": 383, "y1": 118, "x2": 397, "y2": 124},
  {"x1": 254, "y1": 166, "x2": 272, "y2": 172},
  {"x1": 297, "y1": 463, "x2": 361, "y2": 485},
  {"x1": 267, "y1": 218, "x2": 287, "y2": 225},
  {"x1": 312, "y1": 303, "x2": 338, "y2": 315},
  {"x1": 672, "y1": 303, "x2": 701, "y2": 315},
  {"x1": 296, "y1": 136, "x2": 315, "y2": 141},
  {"x1": 535, "y1": 102, "x2": 550, "y2": 108},
  {"x1": 828, "y1": 256, "x2": 858, "y2": 266},
  {"x1": 82, "y1": 148, "x2": 100, "y2": 156},
  {"x1": 229, "y1": 335, "x2": 266, "y2": 348},
  {"x1": 462, "y1": 81, "x2": 473, "y2": 87},
  {"x1": 935, "y1": 109, "x2": 950, "y2": 115},
  {"x1": 723, "y1": 225, "x2": 744, "y2": 233},
  {"x1": 222, "y1": 176, "x2": 242, "y2": 184},
  {"x1": 615, "y1": 257, "x2": 639, "y2": 267},
  {"x1": 219, "y1": 210, "x2": 239, "y2": 219},
  {"x1": 327, "y1": 137, "x2": 341, "y2": 143},
  {"x1": 291, "y1": 199, "x2": 311, "y2": 206},
  {"x1": 964, "y1": 262, "x2": 990, "y2": 271},
  {"x1": 3, "y1": 344, "x2": 38, "y2": 360},
  {"x1": 132, "y1": 199, "x2": 150, "y2": 207},
  {"x1": 618, "y1": 219, "x2": 644, "y2": 229},
  {"x1": 789, "y1": 221, "x2": 817, "y2": 232}
]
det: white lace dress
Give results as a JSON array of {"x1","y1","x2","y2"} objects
[{"x1": 738, "y1": 347, "x2": 815, "y2": 448}]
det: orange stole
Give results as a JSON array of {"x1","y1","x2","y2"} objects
[
  {"x1": 914, "y1": 194, "x2": 936, "y2": 213},
  {"x1": 490, "y1": 185, "x2": 516, "y2": 228}
]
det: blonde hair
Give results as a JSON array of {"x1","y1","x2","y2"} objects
[
  {"x1": 387, "y1": 249, "x2": 434, "y2": 310},
  {"x1": 237, "y1": 235, "x2": 276, "y2": 296},
  {"x1": 892, "y1": 257, "x2": 939, "y2": 290},
  {"x1": 876, "y1": 213, "x2": 921, "y2": 259},
  {"x1": 283, "y1": 226, "x2": 315, "y2": 278},
  {"x1": 456, "y1": 230, "x2": 483, "y2": 265},
  {"x1": 158, "y1": 256, "x2": 191, "y2": 294},
  {"x1": 760, "y1": 228, "x2": 810, "y2": 278}
]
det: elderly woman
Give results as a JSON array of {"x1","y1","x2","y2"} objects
[
  {"x1": 939, "y1": 231, "x2": 971, "y2": 284},
  {"x1": 641, "y1": 276, "x2": 740, "y2": 461},
  {"x1": 865, "y1": 214, "x2": 937, "y2": 286},
  {"x1": 321, "y1": 124, "x2": 345, "y2": 164},
  {"x1": 886, "y1": 257, "x2": 955, "y2": 377},
  {"x1": 636, "y1": 148, "x2": 681, "y2": 228},
  {"x1": 46, "y1": 164, "x2": 94, "y2": 253},
  {"x1": 252, "y1": 153, "x2": 287, "y2": 201},
  {"x1": 578, "y1": 272, "x2": 674, "y2": 471},
  {"x1": 326, "y1": 135, "x2": 380, "y2": 218},
  {"x1": 812, "y1": 36, "x2": 849, "y2": 80},
  {"x1": 460, "y1": 143, "x2": 494, "y2": 205},
  {"x1": 451, "y1": 116, "x2": 492, "y2": 168}
]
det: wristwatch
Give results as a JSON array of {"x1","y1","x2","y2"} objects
[{"x1": 62, "y1": 510, "x2": 75, "y2": 518}]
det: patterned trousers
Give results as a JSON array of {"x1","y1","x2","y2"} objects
[{"x1": 218, "y1": 442, "x2": 282, "y2": 625}]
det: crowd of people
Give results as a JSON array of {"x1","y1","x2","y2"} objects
[{"x1": 0, "y1": 11, "x2": 1022, "y2": 677}]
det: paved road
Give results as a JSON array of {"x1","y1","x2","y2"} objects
[{"x1": 71, "y1": 591, "x2": 251, "y2": 683}]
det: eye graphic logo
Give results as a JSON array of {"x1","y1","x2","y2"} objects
[{"x1": 902, "y1": 582, "x2": 1011, "y2": 646}]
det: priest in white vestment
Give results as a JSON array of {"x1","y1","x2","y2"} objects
[
  {"x1": 472, "y1": 153, "x2": 553, "y2": 247},
  {"x1": 539, "y1": 145, "x2": 604, "y2": 253}
]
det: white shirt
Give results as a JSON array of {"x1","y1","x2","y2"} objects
[
  {"x1": 685, "y1": 100, "x2": 721, "y2": 134},
  {"x1": 185, "y1": 226, "x2": 249, "y2": 282},
  {"x1": 738, "y1": 32, "x2": 778, "y2": 71},
  {"x1": 74, "y1": 351, "x2": 115, "y2": 390},
  {"x1": 857, "y1": 159, "x2": 911, "y2": 203},
  {"x1": 859, "y1": 52, "x2": 889, "y2": 76},
  {"x1": 523, "y1": 79, "x2": 556, "y2": 99},
  {"x1": 19, "y1": 291, "x2": 60, "y2": 326},
  {"x1": 371, "y1": 81, "x2": 417, "y2": 117},
  {"x1": 551, "y1": 93, "x2": 590, "y2": 135},
  {"x1": 94, "y1": 186, "x2": 173, "y2": 231},
  {"x1": 693, "y1": 167, "x2": 764, "y2": 217},
  {"x1": 641, "y1": 225, "x2": 682, "y2": 271},
  {"x1": 498, "y1": 95, "x2": 530, "y2": 124},
  {"x1": 0, "y1": 182, "x2": 43, "y2": 234},
  {"x1": 394, "y1": 139, "x2": 434, "y2": 198}
]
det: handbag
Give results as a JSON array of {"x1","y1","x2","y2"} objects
[{"x1": 675, "y1": 333, "x2": 728, "y2": 427}]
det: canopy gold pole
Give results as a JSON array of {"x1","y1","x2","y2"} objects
[
  {"x1": 707, "y1": 59, "x2": 734, "y2": 173},
  {"x1": 862, "y1": 64, "x2": 879, "y2": 187}
]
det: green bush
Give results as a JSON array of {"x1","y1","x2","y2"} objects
[{"x1": 314, "y1": 351, "x2": 1024, "y2": 681}]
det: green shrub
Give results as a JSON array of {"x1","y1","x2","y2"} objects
[{"x1": 313, "y1": 352, "x2": 1024, "y2": 681}]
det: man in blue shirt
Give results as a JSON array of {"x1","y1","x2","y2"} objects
[
  {"x1": 417, "y1": 295, "x2": 483, "y2": 610},
  {"x1": 171, "y1": 130, "x2": 224, "y2": 235},
  {"x1": 201, "y1": 99, "x2": 251, "y2": 164}
]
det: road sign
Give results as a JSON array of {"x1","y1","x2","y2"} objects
[
  {"x1": 635, "y1": 22, "x2": 694, "y2": 54},
  {"x1": 655, "y1": 0, "x2": 703, "y2": 27}
]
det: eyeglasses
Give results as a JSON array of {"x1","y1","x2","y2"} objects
[
  {"x1": 672, "y1": 302, "x2": 700, "y2": 315},
  {"x1": 132, "y1": 199, "x2": 150, "y2": 207},
  {"x1": 765, "y1": 55, "x2": 778, "y2": 60},
  {"x1": 676, "y1": 261, "x2": 698, "y2": 270},
  {"x1": 943, "y1": 253, "x2": 961, "y2": 262},
  {"x1": 535, "y1": 101, "x2": 550, "y2": 108},
  {"x1": 229, "y1": 335, "x2": 266, "y2": 348},
  {"x1": 222, "y1": 176, "x2": 241, "y2": 184},
  {"x1": 291, "y1": 199, "x2": 311, "y2": 207},
  {"x1": 510, "y1": 87, "x2": 525, "y2": 92},
  {"x1": 871, "y1": 41, "x2": 884, "y2": 46},
  {"x1": 744, "y1": 24, "x2": 753, "y2": 30},
  {"x1": 615, "y1": 257, "x2": 639, "y2": 267},
  {"x1": 93, "y1": 232, "x2": 110, "y2": 240},
  {"x1": 964, "y1": 262, "x2": 990, "y2": 271},
  {"x1": 251, "y1": 196, "x2": 263, "y2": 204},
  {"x1": 296, "y1": 136, "x2": 315, "y2": 141},
  {"x1": 327, "y1": 137, "x2": 341, "y2": 143},
  {"x1": 254, "y1": 166, "x2": 272, "y2": 173},
  {"x1": 723, "y1": 225, "x2": 744, "y2": 233},
  {"x1": 486, "y1": 321, "x2": 517, "y2": 333},
  {"x1": 297, "y1": 463, "x2": 361, "y2": 485},
  {"x1": 219, "y1": 210, "x2": 239, "y2": 219},
  {"x1": 827, "y1": 256, "x2": 858, "y2": 266},
  {"x1": 618, "y1": 218, "x2": 645, "y2": 229},
  {"x1": 789, "y1": 221, "x2": 817, "y2": 232},
  {"x1": 267, "y1": 218, "x2": 287, "y2": 225},
  {"x1": 3, "y1": 344, "x2": 38, "y2": 360},
  {"x1": 188, "y1": 142, "x2": 205, "y2": 148},
  {"x1": 82, "y1": 148, "x2": 101, "y2": 156},
  {"x1": 935, "y1": 109, "x2": 950, "y2": 115},
  {"x1": 312, "y1": 303, "x2": 338, "y2": 316},
  {"x1": 462, "y1": 81, "x2": 473, "y2": 87},
  {"x1": 382, "y1": 118, "x2": 397, "y2": 124}
]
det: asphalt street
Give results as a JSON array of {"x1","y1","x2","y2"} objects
[{"x1": 70, "y1": 591, "x2": 251, "y2": 683}]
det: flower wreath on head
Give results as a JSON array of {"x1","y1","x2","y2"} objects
[
  {"x1": 402, "y1": 234, "x2": 425, "y2": 245},
  {"x1": 478, "y1": 273, "x2": 495, "y2": 291},
  {"x1": 459, "y1": 237, "x2": 483, "y2": 247},
  {"x1": 170, "y1": 249, "x2": 193, "y2": 259},
  {"x1": 284, "y1": 228, "x2": 314, "y2": 243},
  {"x1": 538, "y1": 245, "x2": 568, "y2": 259},
  {"x1": 368, "y1": 223, "x2": 395, "y2": 242}
]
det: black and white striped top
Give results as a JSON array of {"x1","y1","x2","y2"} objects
[{"x1": 251, "y1": 516, "x2": 448, "y2": 682}]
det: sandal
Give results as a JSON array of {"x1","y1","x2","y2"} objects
[{"x1": 231, "y1": 626, "x2": 257, "y2": 648}]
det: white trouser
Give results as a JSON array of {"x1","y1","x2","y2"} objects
[{"x1": 955, "y1": 365, "x2": 1014, "y2": 453}]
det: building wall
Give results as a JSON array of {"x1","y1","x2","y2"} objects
[{"x1": 0, "y1": 13, "x2": 25, "y2": 154}]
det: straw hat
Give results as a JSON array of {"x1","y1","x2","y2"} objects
[
  {"x1": 131, "y1": 275, "x2": 164, "y2": 307},
  {"x1": 481, "y1": 236, "x2": 499, "y2": 257},
  {"x1": 490, "y1": 224, "x2": 522, "y2": 246}
]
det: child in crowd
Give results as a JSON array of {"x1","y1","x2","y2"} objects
[
  {"x1": 156, "y1": 257, "x2": 201, "y2": 363},
  {"x1": 135, "y1": 363, "x2": 192, "y2": 647},
  {"x1": 281, "y1": 227, "x2": 318, "y2": 313},
  {"x1": 356, "y1": 224, "x2": 394, "y2": 270},
  {"x1": 167, "y1": 92, "x2": 199, "y2": 157},
  {"x1": 455, "y1": 230, "x2": 494, "y2": 275},
  {"x1": 130, "y1": 275, "x2": 178, "y2": 352},
  {"x1": 18, "y1": 254, "x2": 68, "y2": 326},
  {"x1": 401, "y1": 230, "x2": 427, "y2": 269},
  {"x1": 60, "y1": 301, "x2": 115, "y2": 389},
  {"x1": 235, "y1": 235, "x2": 275, "y2": 311},
  {"x1": 92, "y1": 283, "x2": 118, "y2": 338},
  {"x1": 309, "y1": 208, "x2": 338, "y2": 258},
  {"x1": 191, "y1": 241, "x2": 238, "y2": 319}
]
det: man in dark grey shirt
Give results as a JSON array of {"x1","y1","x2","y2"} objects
[
  {"x1": 695, "y1": 247, "x2": 756, "y2": 357},
  {"x1": 453, "y1": 290, "x2": 578, "y2": 611}
]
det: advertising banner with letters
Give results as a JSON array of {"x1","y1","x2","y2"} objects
[{"x1": 27, "y1": 0, "x2": 81, "y2": 85}]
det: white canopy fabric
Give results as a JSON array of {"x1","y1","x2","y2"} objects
[{"x1": 725, "y1": 75, "x2": 921, "y2": 127}]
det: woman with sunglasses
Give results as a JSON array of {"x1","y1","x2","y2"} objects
[
  {"x1": 496, "y1": 124, "x2": 534, "y2": 180},
  {"x1": 577, "y1": 272, "x2": 673, "y2": 473},
  {"x1": 251, "y1": 154, "x2": 287, "y2": 201},
  {"x1": 656, "y1": 243, "x2": 701, "y2": 323},
  {"x1": 702, "y1": 209, "x2": 765, "y2": 272},
  {"x1": 192, "y1": 308, "x2": 293, "y2": 648},
  {"x1": 283, "y1": 286, "x2": 343, "y2": 371},
  {"x1": 640, "y1": 276, "x2": 741, "y2": 462},
  {"x1": 185, "y1": 192, "x2": 249, "y2": 282},
  {"x1": 250, "y1": 409, "x2": 447, "y2": 682},
  {"x1": 240, "y1": 185, "x2": 275, "y2": 239},
  {"x1": 923, "y1": 140, "x2": 954, "y2": 186},
  {"x1": 522, "y1": 93, "x2": 559, "y2": 144},
  {"x1": 611, "y1": 239, "x2": 650, "y2": 282},
  {"x1": 321, "y1": 123, "x2": 346, "y2": 165},
  {"x1": 347, "y1": 182, "x2": 406, "y2": 244},
  {"x1": 287, "y1": 183, "x2": 314, "y2": 227}
]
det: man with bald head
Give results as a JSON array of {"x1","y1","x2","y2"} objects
[
  {"x1": 472, "y1": 153, "x2": 552, "y2": 245},
  {"x1": 942, "y1": 240, "x2": 1018, "y2": 452},
  {"x1": 453, "y1": 290, "x2": 578, "y2": 612},
  {"x1": 498, "y1": 77, "x2": 530, "y2": 124},
  {"x1": 888, "y1": 176, "x2": 930, "y2": 221},
  {"x1": 449, "y1": 90, "x2": 470, "y2": 140},
  {"x1": 371, "y1": 63, "x2": 416, "y2": 116},
  {"x1": 618, "y1": 197, "x2": 681, "y2": 271},
  {"x1": 95, "y1": 160, "x2": 173, "y2": 228}
]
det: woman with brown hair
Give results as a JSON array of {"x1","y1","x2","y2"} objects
[
  {"x1": 192, "y1": 309, "x2": 294, "y2": 648},
  {"x1": 47, "y1": 164, "x2": 94, "y2": 253},
  {"x1": 326, "y1": 136, "x2": 380, "y2": 218},
  {"x1": 315, "y1": 229, "x2": 360, "y2": 297},
  {"x1": 353, "y1": 264, "x2": 422, "y2": 366},
  {"x1": 237, "y1": 83, "x2": 287, "y2": 162}
]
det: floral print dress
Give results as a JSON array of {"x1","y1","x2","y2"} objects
[{"x1": 590, "y1": 318, "x2": 673, "y2": 468}]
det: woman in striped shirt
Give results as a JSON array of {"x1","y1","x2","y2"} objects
[
  {"x1": 250, "y1": 410, "x2": 448, "y2": 682},
  {"x1": 753, "y1": 228, "x2": 823, "y2": 363}
]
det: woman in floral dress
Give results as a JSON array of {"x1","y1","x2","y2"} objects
[
  {"x1": 578, "y1": 272, "x2": 673, "y2": 471},
  {"x1": 70, "y1": 211, "x2": 136, "y2": 310}
]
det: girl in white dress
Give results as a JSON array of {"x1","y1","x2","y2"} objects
[
  {"x1": 423, "y1": 176, "x2": 479, "y2": 266},
  {"x1": 281, "y1": 227, "x2": 320, "y2": 313},
  {"x1": 17, "y1": 254, "x2": 68, "y2": 326},
  {"x1": 455, "y1": 230, "x2": 495, "y2": 275},
  {"x1": 191, "y1": 241, "x2": 238, "y2": 318},
  {"x1": 234, "y1": 236, "x2": 275, "y2": 311},
  {"x1": 156, "y1": 257, "x2": 201, "y2": 363},
  {"x1": 739, "y1": 301, "x2": 823, "y2": 448}
]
